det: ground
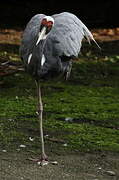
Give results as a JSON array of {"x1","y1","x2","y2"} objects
[
  {"x1": 1, "y1": 151, "x2": 119, "y2": 180},
  {"x1": 0, "y1": 27, "x2": 119, "y2": 180}
]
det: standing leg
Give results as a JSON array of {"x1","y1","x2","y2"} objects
[
  {"x1": 29, "y1": 80, "x2": 57, "y2": 165},
  {"x1": 36, "y1": 80, "x2": 48, "y2": 165}
]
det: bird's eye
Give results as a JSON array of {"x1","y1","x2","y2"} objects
[{"x1": 41, "y1": 19, "x2": 47, "y2": 25}]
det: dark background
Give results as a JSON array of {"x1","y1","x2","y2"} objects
[{"x1": 0, "y1": 1, "x2": 118, "y2": 28}]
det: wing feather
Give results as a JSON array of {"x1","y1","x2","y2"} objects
[
  {"x1": 49, "y1": 12, "x2": 100, "y2": 57},
  {"x1": 19, "y1": 14, "x2": 46, "y2": 62}
]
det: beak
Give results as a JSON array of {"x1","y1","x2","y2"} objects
[{"x1": 36, "y1": 27, "x2": 46, "y2": 45}]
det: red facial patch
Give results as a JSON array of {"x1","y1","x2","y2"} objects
[
  {"x1": 47, "y1": 21, "x2": 53, "y2": 27},
  {"x1": 41, "y1": 19, "x2": 53, "y2": 27}
]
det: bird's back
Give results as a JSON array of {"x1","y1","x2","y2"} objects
[{"x1": 19, "y1": 12, "x2": 98, "y2": 80}]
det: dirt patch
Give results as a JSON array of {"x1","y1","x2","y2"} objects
[{"x1": 0, "y1": 151, "x2": 119, "y2": 180}]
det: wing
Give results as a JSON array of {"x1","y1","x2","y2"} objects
[
  {"x1": 19, "y1": 12, "x2": 100, "y2": 79},
  {"x1": 19, "y1": 14, "x2": 46, "y2": 62},
  {"x1": 47, "y1": 12, "x2": 99, "y2": 58}
]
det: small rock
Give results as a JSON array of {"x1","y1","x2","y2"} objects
[
  {"x1": 36, "y1": 111, "x2": 39, "y2": 115},
  {"x1": 2, "y1": 150, "x2": 7, "y2": 152},
  {"x1": 65, "y1": 117, "x2": 73, "y2": 122},
  {"x1": 106, "y1": 170, "x2": 116, "y2": 176},
  {"x1": 63, "y1": 143, "x2": 68, "y2": 147},
  {"x1": 51, "y1": 161, "x2": 58, "y2": 165},
  {"x1": 8, "y1": 118, "x2": 14, "y2": 122},
  {"x1": 19, "y1": 144, "x2": 26, "y2": 148},
  {"x1": 16, "y1": 148, "x2": 20, "y2": 151},
  {"x1": 44, "y1": 134, "x2": 49, "y2": 137},
  {"x1": 15, "y1": 96, "x2": 19, "y2": 100},
  {"x1": 14, "y1": 73, "x2": 21, "y2": 77},
  {"x1": 37, "y1": 161, "x2": 41, "y2": 165},
  {"x1": 29, "y1": 137, "x2": 34, "y2": 141}
]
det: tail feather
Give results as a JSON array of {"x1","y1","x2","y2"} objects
[{"x1": 83, "y1": 27, "x2": 101, "y2": 49}]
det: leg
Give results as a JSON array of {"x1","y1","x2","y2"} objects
[
  {"x1": 29, "y1": 80, "x2": 58, "y2": 166},
  {"x1": 35, "y1": 80, "x2": 48, "y2": 165},
  {"x1": 37, "y1": 81, "x2": 47, "y2": 158}
]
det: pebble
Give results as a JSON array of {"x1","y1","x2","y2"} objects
[
  {"x1": 19, "y1": 144, "x2": 26, "y2": 148},
  {"x1": 51, "y1": 161, "x2": 58, "y2": 165},
  {"x1": 63, "y1": 143, "x2": 68, "y2": 147},
  {"x1": 2, "y1": 150, "x2": 7, "y2": 152},
  {"x1": 16, "y1": 148, "x2": 20, "y2": 151},
  {"x1": 44, "y1": 134, "x2": 49, "y2": 137},
  {"x1": 8, "y1": 118, "x2": 14, "y2": 122},
  {"x1": 15, "y1": 96, "x2": 19, "y2": 100},
  {"x1": 65, "y1": 117, "x2": 73, "y2": 122},
  {"x1": 106, "y1": 170, "x2": 116, "y2": 176},
  {"x1": 29, "y1": 137, "x2": 34, "y2": 141}
]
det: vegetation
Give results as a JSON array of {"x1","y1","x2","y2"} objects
[{"x1": 0, "y1": 31, "x2": 119, "y2": 155}]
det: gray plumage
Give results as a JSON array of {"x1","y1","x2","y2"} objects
[
  {"x1": 19, "y1": 12, "x2": 99, "y2": 80},
  {"x1": 19, "y1": 12, "x2": 100, "y2": 165}
]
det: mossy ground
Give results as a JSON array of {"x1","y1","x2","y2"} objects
[{"x1": 0, "y1": 34, "x2": 119, "y2": 156}]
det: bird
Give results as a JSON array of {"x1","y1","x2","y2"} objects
[{"x1": 19, "y1": 12, "x2": 100, "y2": 166}]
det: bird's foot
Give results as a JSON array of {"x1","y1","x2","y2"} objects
[
  {"x1": 28, "y1": 155, "x2": 58, "y2": 166},
  {"x1": 28, "y1": 154, "x2": 49, "y2": 166},
  {"x1": 28, "y1": 158, "x2": 49, "y2": 166},
  {"x1": 38, "y1": 159, "x2": 49, "y2": 166},
  {"x1": 38, "y1": 154, "x2": 49, "y2": 166}
]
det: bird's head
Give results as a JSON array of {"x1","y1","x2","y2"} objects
[{"x1": 36, "y1": 16, "x2": 54, "y2": 45}]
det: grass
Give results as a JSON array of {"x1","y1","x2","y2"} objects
[{"x1": 0, "y1": 38, "x2": 119, "y2": 154}]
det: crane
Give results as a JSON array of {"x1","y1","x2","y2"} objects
[{"x1": 19, "y1": 12, "x2": 100, "y2": 166}]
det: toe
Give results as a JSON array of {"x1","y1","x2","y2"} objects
[{"x1": 37, "y1": 160, "x2": 49, "y2": 166}]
